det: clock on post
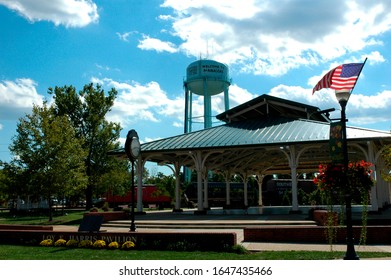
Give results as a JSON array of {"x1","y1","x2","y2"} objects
[
  {"x1": 125, "y1": 129, "x2": 141, "y2": 161},
  {"x1": 124, "y1": 129, "x2": 140, "y2": 232}
]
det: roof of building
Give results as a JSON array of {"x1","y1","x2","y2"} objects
[
  {"x1": 216, "y1": 94, "x2": 330, "y2": 123},
  {"x1": 138, "y1": 117, "x2": 390, "y2": 153},
  {"x1": 109, "y1": 94, "x2": 391, "y2": 174}
]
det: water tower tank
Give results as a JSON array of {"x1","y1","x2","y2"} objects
[
  {"x1": 184, "y1": 59, "x2": 231, "y2": 132},
  {"x1": 185, "y1": 60, "x2": 230, "y2": 95}
]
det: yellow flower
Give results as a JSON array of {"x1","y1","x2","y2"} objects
[
  {"x1": 66, "y1": 239, "x2": 79, "y2": 247},
  {"x1": 121, "y1": 241, "x2": 135, "y2": 250},
  {"x1": 40, "y1": 239, "x2": 53, "y2": 246},
  {"x1": 54, "y1": 239, "x2": 67, "y2": 247},
  {"x1": 108, "y1": 241, "x2": 119, "y2": 249},
  {"x1": 93, "y1": 240, "x2": 106, "y2": 248},
  {"x1": 78, "y1": 240, "x2": 93, "y2": 248}
]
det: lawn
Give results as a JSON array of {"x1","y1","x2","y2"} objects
[
  {"x1": 1, "y1": 245, "x2": 391, "y2": 260},
  {"x1": 0, "y1": 209, "x2": 85, "y2": 225}
]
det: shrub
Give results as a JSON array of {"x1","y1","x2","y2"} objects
[
  {"x1": 66, "y1": 239, "x2": 79, "y2": 248},
  {"x1": 102, "y1": 202, "x2": 110, "y2": 212},
  {"x1": 40, "y1": 239, "x2": 53, "y2": 247},
  {"x1": 54, "y1": 239, "x2": 67, "y2": 247},
  {"x1": 167, "y1": 240, "x2": 198, "y2": 251},
  {"x1": 121, "y1": 241, "x2": 135, "y2": 250},
  {"x1": 108, "y1": 241, "x2": 119, "y2": 249},
  {"x1": 93, "y1": 240, "x2": 106, "y2": 249},
  {"x1": 229, "y1": 244, "x2": 250, "y2": 254},
  {"x1": 78, "y1": 240, "x2": 93, "y2": 248}
]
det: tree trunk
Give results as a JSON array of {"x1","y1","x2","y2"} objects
[{"x1": 86, "y1": 183, "x2": 93, "y2": 210}]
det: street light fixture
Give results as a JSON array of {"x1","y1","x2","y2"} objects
[
  {"x1": 335, "y1": 90, "x2": 359, "y2": 260},
  {"x1": 124, "y1": 129, "x2": 141, "y2": 232}
]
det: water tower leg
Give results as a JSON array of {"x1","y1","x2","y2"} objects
[
  {"x1": 203, "y1": 80, "x2": 212, "y2": 128},
  {"x1": 184, "y1": 88, "x2": 189, "y2": 133},
  {"x1": 184, "y1": 88, "x2": 193, "y2": 133},
  {"x1": 224, "y1": 87, "x2": 229, "y2": 111},
  {"x1": 189, "y1": 92, "x2": 193, "y2": 132}
]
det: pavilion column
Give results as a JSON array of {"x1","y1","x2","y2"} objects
[
  {"x1": 237, "y1": 172, "x2": 249, "y2": 207},
  {"x1": 175, "y1": 177, "x2": 181, "y2": 211},
  {"x1": 281, "y1": 145, "x2": 299, "y2": 212},
  {"x1": 224, "y1": 170, "x2": 231, "y2": 206},
  {"x1": 196, "y1": 167, "x2": 203, "y2": 211},
  {"x1": 244, "y1": 179, "x2": 248, "y2": 207},
  {"x1": 173, "y1": 162, "x2": 182, "y2": 211},
  {"x1": 256, "y1": 174, "x2": 264, "y2": 206},
  {"x1": 189, "y1": 151, "x2": 210, "y2": 212},
  {"x1": 367, "y1": 141, "x2": 379, "y2": 212},
  {"x1": 203, "y1": 168, "x2": 209, "y2": 209},
  {"x1": 162, "y1": 161, "x2": 183, "y2": 212},
  {"x1": 290, "y1": 162, "x2": 299, "y2": 212}
]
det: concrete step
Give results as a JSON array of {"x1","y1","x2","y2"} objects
[{"x1": 103, "y1": 219, "x2": 316, "y2": 229}]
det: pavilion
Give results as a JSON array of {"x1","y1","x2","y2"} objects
[{"x1": 109, "y1": 94, "x2": 391, "y2": 214}]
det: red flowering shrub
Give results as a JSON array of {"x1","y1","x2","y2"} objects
[
  {"x1": 314, "y1": 160, "x2": 374, "y2": 244},
  {"x1": 313, "y1": 160, "x2": 374, "y2": 204}
]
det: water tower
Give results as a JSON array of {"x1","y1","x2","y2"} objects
[{"x1": 183, "y1": 59, "x2": 231, "y2": 133}]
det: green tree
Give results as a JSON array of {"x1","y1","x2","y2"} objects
[
  {"x1": 146, "y1": 172, "x2": 175, "y2": 207},
  {"x1": 382, "y1": 145, "x2": 391, "y2": 182},
  {"x1": 97, "y1": 159, "x2": 131, "y2": 203},
  {"x1": 0, "y1": 164, "x2": 19, "y2": 207},
  {"x1": 49, "y1": 83, "x2": 122, "y2": 209},
  {"x1": 9, "y1": 103, "x2": 87, "y2": 220}
]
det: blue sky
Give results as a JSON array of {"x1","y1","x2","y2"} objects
[{"x1": 1, "y1": 0, "x2": 391, "y2": 174}]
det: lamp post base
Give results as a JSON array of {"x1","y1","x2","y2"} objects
[
  {"x1": 344, "y1": 240, "x2": 359, "y2": 260},
  {"x1": 344, "y1": 194, "x2": 359, "y2": 260},
  {"x1": 129, "y1": 224, "x2": 136, "y2": 232}
]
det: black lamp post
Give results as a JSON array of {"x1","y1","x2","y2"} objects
[
  {"x1": 335, "y1": 90, "x2": 359, "y2": 260},
  {"x1": 124, "y1": 129, "x2": 141, "y2": 232}
]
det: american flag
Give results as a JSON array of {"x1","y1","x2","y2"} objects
[{"x1": 312, "y1": 62, "x2": 365, "y2": 94}]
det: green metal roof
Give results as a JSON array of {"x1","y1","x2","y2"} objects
[
  {"x1": 139, "y1": 117, "x2": 391, "y2": 153},
  {"x1": 108, "y1": 117, "x2": 391, "y2": 157},
  {"x1": 142, "y1": 117, "x2": 326, "y2": 152}
]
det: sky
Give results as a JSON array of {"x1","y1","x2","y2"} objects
[{"x1": 0, "y1": 0, "x2": 391, "y2": 174}]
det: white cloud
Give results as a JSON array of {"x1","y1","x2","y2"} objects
[
  {"x1": 348, "y1": 90, "x2": 391, "y2": 125},
  {"x1": 0, "y1": 78, "x2": 44, "y2": 119},
  {"x1": 94, "y1": 78, "x2": 184, "y2": 127},
  {"x1": 138, "y1": 35, "x2": 178, "y2": 53},
  {"x1": 116, "y1": 31, "x2": 137, "y2": 42},
  {"x1": 0, "y1": 0, "x2": 99, "y2": 28},
  {"x1": 363, "y1": 51, "x2": 386, "y2": 65},
  {"x1": 91, "y1": 77, "x2": 255, "y2": 131},
  {"x1": 158, "y1": 0, "x2": 391, "y2": 76},
  {"x1": 210, "y1": 84, "x2": 256, "y2": 113}
]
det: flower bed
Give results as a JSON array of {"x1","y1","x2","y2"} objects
[{"x1": 0, "y1": 229, "x2": 237, "y2": 251}]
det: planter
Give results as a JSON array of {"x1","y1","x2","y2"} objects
[
  {"x1": 84, "y1": 211, "x2": 128, "y2": 222},
  {"x1": 312, "y1": 210, "x2": 338, "y2": 226}
]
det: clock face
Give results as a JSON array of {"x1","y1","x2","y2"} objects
[{"x1": 130, "y1": 137, "x2": 141, "y2": 158}]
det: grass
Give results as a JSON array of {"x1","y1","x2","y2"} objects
[
  {"x1": 1, "y1": 245, "x2": 391, "y2": 260},
  {"x1": 0, "y1": 209, "x2": 85, "y2": 225}
]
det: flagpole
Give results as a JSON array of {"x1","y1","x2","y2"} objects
[{"x1": 350, "y1": 57, "x2": 367, "y2": 94}]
